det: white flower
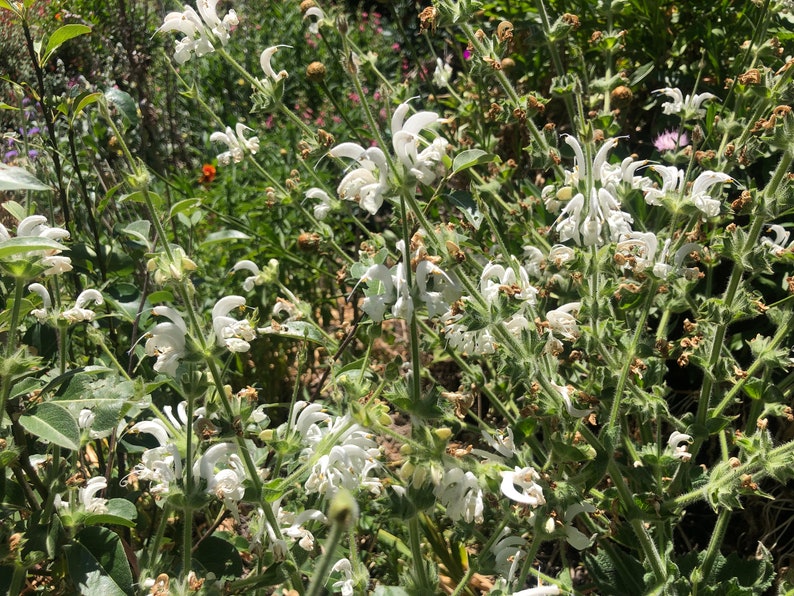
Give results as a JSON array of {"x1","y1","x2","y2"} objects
[
  {"x1": 548, "y1": 244, "x2": 575, "y2": 267},
  {"x1": 78, "y1": 476, "x2": 109, "y2": 514},
  {"x1": 689, "y1": 171, "x2": 732, "y2": 217},
  {"x1": 500, "y1": 466, "x2": 545, "y2": 507},
  {"x1": 194, "y1": 442, "x2": 247, "y2": 520},
  {"x1": 210, "y1": 123, "x2": 259, "y2": 166},
  {"x1": 260, "y1": 45, "x2": 290, "y2": 82},
  {"x1": 124, "y1": 419, "x2": 183, "y2": 499},
  {"x1": 434, "y1": 466, "x2": 484, "y2": 523},
  {"x1": 760, "y1": 224, "x2": 792, "y2": 255},
  {"x1": 432, "y1": 57, "x2": 453, "y2": 87},
  {"x1": 655, "y1": 87, "x2": 716, "y2": 118},
  {"x1": 552, "y1": 382, "x2": 592, "y2": 418},
  {"x1": 331, "y1": 558, "x2": 355, "y2": 596},
  {"x1": 391, "y1": 101, "x2": 449, "y2": 185},
  {"x1": 145, "y1": 306, "x2": 187, "y2": 376},
  {"x1": 303, "y1": 6, "x2": 324, "y2": 34},
  {"x1": 231, "y1": 260, "x2": 263, "y2": 291},
  {"x1": 62, "y1": 289, "x2": 103, "y2": 323},
  {"x1": 545, "y1": 302, "x2": 581, "y2": 341},
  {"x1": 305, "y1": 187, "x2": 335, "y2": 220},
  {"x1": 157, "y1": 1, "x2": 237, "y2": 64},
  {"x1": 480, "y1": 428, "x2": 516, "y2": 459},
  {"x1": 287, "y1": 402, "x2": 382, "y2": 499},
  {"x1": 668, "y1": 431, "x2": 693, "y2": 461},
  {"x1": 212, "y1": 295, "x2": 256, "y2": 352},
  {"x1": 480, "y1": 259, "x2": 537, "y2": 306},
  {"x1": 330, "y1": 142, "x2": 390, "y2": 215},
  {"x1": 28, "y1": 283, "x2": 51, "y2": 322},
  {"x1": 14, "y1": 215, "x2": 72, "y2": 275}
]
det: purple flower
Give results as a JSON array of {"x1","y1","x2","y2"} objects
[{"x1": 653, "y1": 129, "x2": 688, "y2": 153}]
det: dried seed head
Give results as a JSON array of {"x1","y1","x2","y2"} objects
[
  {"x1": 497, "y1": 21, "x2": 514, "y2": 43},
  {"x1": 418, "y1": 6, "x2": 437, "y2": 33},
  {"x1": 738, "y1": 68, "x2": 761, "y2": 85},
  {"x1": 306, "y1": 61, "x2": 326, "y2": 82},
  {"x1": 299, "y1": 0, "x2": 316, "y2": 13},
  {"x1": 610, "y1": 85, "x2": 633, "y2": 107},
  {"x1": 500, "y1": 57, "x2": 516, "y2": 70},
  {"x1": 562, "y1": 13, "x2": 580, "y2": 28}
]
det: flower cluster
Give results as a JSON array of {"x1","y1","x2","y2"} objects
[
  {"x1": 285, "y1": 401, "x2": 382, "y2": 499},
  {"x1": 157, "y1": 0, "x2": 238, "y2": 64},
  {"x1": 1, "y1": 214, "x2": 71, "y2": 276}
]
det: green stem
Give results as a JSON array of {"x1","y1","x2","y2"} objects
[
  {"x1": 409, "y1": 515, "x2": 431, "y2": 589},
  {"x1": 693, "y1": 508, "x2": 731, "y2": 592},
  {"x1": 305, "y1": 520, "x2": 346, "y2": 596},
  {"x1": 607, "y1": 284, "x2": 656, "y2": 427},
  {"x1": 0, "y1": 279, "x2": 26, "y2": 427}
]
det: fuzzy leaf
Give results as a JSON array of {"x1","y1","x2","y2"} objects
[
  {"x1": 19, "y1": 403, "x2": 80, "y2": 450},
  {"x1": 0, "y1": 164, "x2": 51, "y2": 191},
  {"x1": 65, "y1": 527, "x2": 134, "y2": 596}
]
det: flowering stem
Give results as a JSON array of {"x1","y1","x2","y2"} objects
[
  {"x1": 578, "y1": 426, "x2": 667, "y2": 585},
  {"x1": 305, "y1": 519, "x2": 346, "y2": 596},
  {"x1": 607, "y1": 284, "x2": 656, "y2": 427},
  {"x1": 693, "y1": 148, "x2": 792, "y2": 453},
  {"x1": 693, "y1": 508, "x2": 731, "y2": 592}
]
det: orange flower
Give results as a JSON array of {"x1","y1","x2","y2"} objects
[{"x1": 199, "y1": 164, "x2": 216, "y2": 185}]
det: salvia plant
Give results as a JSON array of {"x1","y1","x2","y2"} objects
[{"x1": 1, "y1": 0, "x2": 794, "y2": 594}]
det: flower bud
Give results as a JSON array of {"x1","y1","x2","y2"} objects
[{"x1": 329, "y1": 488, "x2": 359, "y2": 527}]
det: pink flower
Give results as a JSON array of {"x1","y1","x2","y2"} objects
[{"x1": 653, "y1": 129, "x2": 689, "y2": 153}]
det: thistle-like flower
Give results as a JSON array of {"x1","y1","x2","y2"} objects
[{"x1": 210, "y1": 123, "x2": 259, "y2": 166}]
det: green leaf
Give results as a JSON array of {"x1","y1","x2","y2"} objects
[
  {"x1": 42, "y1": 24, "x2": 91, "y2": 65},
  {"x1": 169, "y1": 198, "x2": 202, "y2": 218},
  {"x1": 452, "y1": 149, "x2": 495, "y2": 173},
  {"x1": 104, "y1": 88, "x2": 139, "y2": 126},
  {"x1": 82, "y1": 498, "x2": 138, "y2": 528},
  {"x1": 0, "y1": 164, "x2": 51, "y2": 191},
  {"x1": 258, "y1": 320, "x2": 329, "y2": 345},
  {"x1": 18, "y1": 402, "x2": 80, "y2": 450},
  {"x1": 0, "y1": 237, "x2": 67, "y2": 259},
  {"x1": 1, "y1": 199, "x2": 25, "y2": 222},
  {"x1": 373, "y1": 587, "x2": 411, "y2": 596},
  {"x1": 629, "y1": 62, "x2": 655, "y2": 86},
  {"x1": 72, "y1": 92, "x2": 103, "y2": 121},
  {"x1": 119, "y1": 220, "x2": 151, "y2": 248},
  {"x1": 193, "y1": 535, "x2": 243, "y2": 578},
  {"x1": 201, "y1": 229, "x2": 251, "y2": 247},
  {"x1": 445, "y1": 191, "x2": 483, "y2": 229},
  {"x1": 65, "y1": 527, "x2": 134, "y2": 596}
]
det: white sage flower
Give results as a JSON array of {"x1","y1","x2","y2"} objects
[
  {"x1": 545, "y1": 302, "x2": 581, "y2": 341},
  {"x1": 62, "y1": 289, "x2": 103, "y2": 324},
  {"x1": 434, "y1": 466, "x2": 484, "y2": 524},
  {"x1": 689, "y1": 171, "x2": 732, "y2": 217},
  {"x1": 432, "y1": 57, "x2": 453, "y2": 87},
  {"x1": 145, "y1": 306, "x2": 187, "y2": 376},
  {"x1": 260, "y1": 45, "x2": 290, "y2": 82},
  {"x1": 760, "y1": 224, "x2": 792, "y2": 255},
  {"x1": 500, "y1": 466, "x2": 545, "y2": 507},
  {"x1": 210, "y1": 123, "x2": 259, "y2": 166},
  {"x1": 668, "y1": 431, "x2": 693, "y2": 461},
  {"x1": 212, "y1": 295, "x2": 256, "y2": 352},
  {"x1": 655, "y1": 87, "x2": 716, "y2": 118},
  {"x1": 157, "y1": 1, "x2": 237, "y2": 64},
  {"x1": 391, "y1": 100, "x2": 449, "y2": 185},
  {"x1": 194, "y1": 442, "x2": 247, "y2": 520},
  {"x1": 305, "y1": 187, "x2": 336, "y2": 220},
  {"x1": 28, "y1": 283, "x2": 51, "y2": 322},
  {"x1": 78, "y1": 476, "x2": 109, "y2": 514},
  {"x1": 330, "y1": 142, "x2": 390, "y2": 215}
]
